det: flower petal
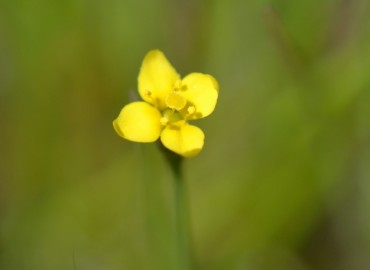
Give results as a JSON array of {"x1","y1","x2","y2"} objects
[
  {"x1": 161, "y1": 123, "x2": 205, "y2": 157},
  {"x1": 138, "y1": 50, "x2": 180, "y2": 109},
  {"x1": 181, "y1": 73, "x2": 219, "y2": 119},
  {"x1": 113, "y1": 101, "x2": 162, "y2": 142}
]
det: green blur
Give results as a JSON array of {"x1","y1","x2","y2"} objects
[{"x1": 1, "y1": 0, "x2": 370, "y2": 269}]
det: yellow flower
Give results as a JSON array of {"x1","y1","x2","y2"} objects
[{"x1": 113, "y1": 50, "x2": 219, "y2": 157}]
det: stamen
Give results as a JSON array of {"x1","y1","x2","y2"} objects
[
  {"x1": 174, "y1": 80, "x2": 182, "y2": 91},
  {"x1": 143, "y1": 89, "x2": 160, "y2": 107},
  {"x1": 144, "y1": 90, "x2": 152, "y2": 98},
  {"x1": 187, "y1": 106, "x2": 195, "y2": 115},
  {"x1": 160, "y1": 116, "x2": 169, "y2": 126}
]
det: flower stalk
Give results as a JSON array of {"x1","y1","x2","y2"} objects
[
  {"x1": 160, "y1": 144, "x2": 192, "y2": 270},
  {"x1": 113, "y1": 49, "x2": 219, "y2": 269}
]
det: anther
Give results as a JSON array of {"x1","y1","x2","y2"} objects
[
  {"x1": 174, "y1": 80, "x2": 182, "y2": 91},
  {"x1": 187, "y1": 106, "x2": 195, "y2": 115},
  {"x1": 144, "y1": 90, "x2": 152, "y2": 98},
  {"x1": 160, "y1": 116, "x2": 169, "y2": 126}
]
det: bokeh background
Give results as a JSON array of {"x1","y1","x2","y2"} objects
[{"x1": 1, "y1": 0, "x2": 370, "y2": 269}]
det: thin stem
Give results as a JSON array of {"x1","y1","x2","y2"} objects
[
  {"x1": 172, "y1": 160, "x2": 192, "y2": 270},
  {"x1": 159, "y1": 143, "x2": 193, "y2": 270}
]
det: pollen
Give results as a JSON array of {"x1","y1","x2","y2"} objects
[
  {"x1": 187, "y1": 106, "x2": 195, "y2": 115},
  {"x1": 165, "y1": 92, "x2": 187, "y2": 111}
]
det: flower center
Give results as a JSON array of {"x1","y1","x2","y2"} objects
[
  {"x1": 160, "y1": 109, "x2": 183, "y2": 126},
  {"x1": 165, "y1": 92, "x2": 187, "y2": 111}
]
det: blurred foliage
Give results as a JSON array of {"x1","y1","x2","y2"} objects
[{"x1": 1, "y1": 0, "x2": 370, "y2": 269}]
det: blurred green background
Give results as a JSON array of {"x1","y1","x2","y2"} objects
[{"x1": 1, "y1": 0, "x2": 370, "y2": 269}]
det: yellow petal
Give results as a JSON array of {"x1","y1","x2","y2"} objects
[
  {"x1": 181, "y1": 73, "x2": 219, "y2": 119},
  {"x1": 138, "y1": 50, "x2": 180, "y2": 109},
  {"x1": 161, "y1": 123, "x2": 205, "y2": 157},
  {"x1": 113, "y1": 101, "x2": 162, "y2": 142}
]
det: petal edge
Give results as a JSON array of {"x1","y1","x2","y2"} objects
[
  {"x1": 161, "y1": 123, "x2": 204, "y2": 157},
  {"x1": 113, "y1": 101, "x2": 162, "y2": 142},
  {"x1": 138, "y1": 50, "x2": 180, "y2": 109}
]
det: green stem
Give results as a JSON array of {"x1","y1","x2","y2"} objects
[
  {"x1": 159, "y1": 143, "x2": 192, "y2": 270},
  {"x1": 172, "y1": 159, "x2": 191, "y2": 270}
]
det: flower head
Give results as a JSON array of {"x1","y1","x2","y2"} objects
[{"x1": 113, "y1": 50, "x2": 219, "y2": 157}]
